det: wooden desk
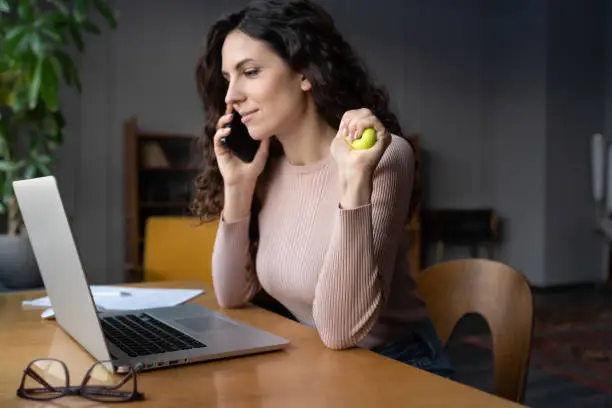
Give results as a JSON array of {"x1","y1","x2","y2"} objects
[{"x1": 0, "y1": 281, "x2": 522, "y2": 407}]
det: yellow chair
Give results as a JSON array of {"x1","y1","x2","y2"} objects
[{"x1": 142, "y1": 216, "x2": 219, "y2": 285}]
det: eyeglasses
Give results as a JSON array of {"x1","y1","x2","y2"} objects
[{"x1": 16, "y1": 358, "x2": 145, "y2": 403}]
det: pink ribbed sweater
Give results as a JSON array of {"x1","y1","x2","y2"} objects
[{"x1": 211, "y1": 135, "x2": 426, "y2": 350}]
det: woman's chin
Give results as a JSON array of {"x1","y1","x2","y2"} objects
[{"x1": 246, "y1": 127, "x2": 269, "y2": 141}]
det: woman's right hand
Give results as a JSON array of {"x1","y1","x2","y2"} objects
[{"x1": 214, "y1": 104, "x2": 270, "y2": 187}]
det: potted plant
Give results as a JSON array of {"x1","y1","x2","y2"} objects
[{"x1": 0, "y1": 0, "x2": 118, "y2": 290}]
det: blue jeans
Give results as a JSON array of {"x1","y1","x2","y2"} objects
[{"x1": 371, "y1": 319, "x2": 455, "y2": 378}]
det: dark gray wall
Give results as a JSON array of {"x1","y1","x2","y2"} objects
[
  {"x1": 607, "y1": 0, "x2": 612, "y2": 141},
  {"x1": 52, "y1": 0, "x2": 607, "y2": 286},
  {"x1": 482, "y1": 0, "x2": 606, "y2": 286},
  {"x1": 484, "y1": 0, "x2": 549, "y2": 285},
  {"x1": 545, "y1": 0, "x2": 604, "y2": 285}
]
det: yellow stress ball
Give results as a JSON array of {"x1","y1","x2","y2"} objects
[{"x1": 346, "y1": 127, "x2": 376, "y2": 150}]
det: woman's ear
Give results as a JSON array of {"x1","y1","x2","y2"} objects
[{"x1": 300, "y1": 75, "x2": 312, "y2": 92}]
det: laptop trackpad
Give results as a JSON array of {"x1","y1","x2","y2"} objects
[{"x1": 174, "y1": 316, "x2": 237, "y2": 333}]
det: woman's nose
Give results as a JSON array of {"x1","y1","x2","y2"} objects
[{"x1": 224, "y1": 80, "x2": 245, "y2": 105}]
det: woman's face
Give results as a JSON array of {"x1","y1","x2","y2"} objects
[{"x1": 221, "y1": 30, "x2": 312, "y2": 140}]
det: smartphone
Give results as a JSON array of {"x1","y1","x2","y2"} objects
[{"x1": 221, "y1": 110, "x2": 261, "y2": 163}]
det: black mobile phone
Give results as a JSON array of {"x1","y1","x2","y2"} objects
[{"x1": 221, "y1": 110, "x2": 261, "y2": 163}]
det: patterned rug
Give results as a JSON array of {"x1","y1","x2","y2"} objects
[{"x1": 460, "y1": 306, "x2": 612, "y2": 395}]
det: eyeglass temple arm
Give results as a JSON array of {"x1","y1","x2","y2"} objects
[{"x1": 25, "y1": 368, "x2": 60, "y2": 391}]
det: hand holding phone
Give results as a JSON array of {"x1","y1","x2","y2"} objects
[
  {"x1": 221, "y1": 110, "x2": 261, "y2": 163},
  {"x1": 213, "y1": 108, "x2": 269, "y2": 188}
]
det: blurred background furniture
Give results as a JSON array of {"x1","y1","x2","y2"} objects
[
  {"x1": 142, "y1": 216, "x2": 218, "y2": 285},
  {"x1": 421, "y1": 208, "x2": 501, "y2": 264},
  {"x1": 124, "y1": 117, "x2": 199, "y2": 279}
]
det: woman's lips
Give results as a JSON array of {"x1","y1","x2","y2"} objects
[{"x1": 240, "y1": 110, "x2": 257, "y2": 123}]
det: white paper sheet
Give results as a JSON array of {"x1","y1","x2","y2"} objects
[{"x1": 21, "y1": 285, "x2": 205, "y2": 311}]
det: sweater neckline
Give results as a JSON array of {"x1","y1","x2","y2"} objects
[{"x1": 279, "y1": 153, "x2": 334, "y2": 174}]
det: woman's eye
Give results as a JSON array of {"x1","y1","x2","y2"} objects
[{"x1": 244, "y1": 68, "x2": 260, "y2": 78}]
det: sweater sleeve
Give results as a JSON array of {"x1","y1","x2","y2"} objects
[
  {"x1": 312, "y1": 137, "x2": 415, "y2": 349},
  {"x1": 211, "y1": 214, "x2": 261, "y2": 308}
]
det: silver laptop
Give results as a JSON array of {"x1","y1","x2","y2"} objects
[{"x1": 13, "y1": 175, "x2": 289, "y2": 373}]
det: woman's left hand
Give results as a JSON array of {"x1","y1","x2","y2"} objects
[{"x1": 331, "y1": 108, "x2": 391, "y2": 176}]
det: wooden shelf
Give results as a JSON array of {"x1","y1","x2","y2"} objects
[{"x1": 124, "y1": 116, "x2": 198, "y2": 274}]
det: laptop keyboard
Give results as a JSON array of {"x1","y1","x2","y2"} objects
[{"x1": 100, "y1": 313, "x2": 207, "y2": 357}]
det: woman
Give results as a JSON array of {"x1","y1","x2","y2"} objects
[{"x1": 191, "y1": 0, "x2": 453, "y2": 378}]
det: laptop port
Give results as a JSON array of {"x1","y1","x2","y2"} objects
[{"x1": 168, "y1": 360, "x2": 179, "y2": 365}]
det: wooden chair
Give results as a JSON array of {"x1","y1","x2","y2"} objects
[
  {"x1": 142, "y1": 216, "x2": 219, "y2": 285},
  {"x1": 416, "y1": 259, "x2": 533, "y2": 403}
]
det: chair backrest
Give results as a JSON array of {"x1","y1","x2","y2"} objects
[
  {"x1": 416, "y1": 259, "x2": 533, "y2": 403},
  {"x1": 142, "y1": 216, "x2": 219, "y2": 285}
]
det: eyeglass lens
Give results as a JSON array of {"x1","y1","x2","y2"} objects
[{"x1": 81, "y1": 361, "x2": 137, "y2": 402}]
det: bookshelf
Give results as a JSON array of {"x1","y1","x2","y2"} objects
[{"x1": 123, "y1": 116, "x2": 199, "y2": 278}]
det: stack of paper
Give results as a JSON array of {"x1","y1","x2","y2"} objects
[{"x1": 22, "y1": 285, "x2": 205, "y2": 313}]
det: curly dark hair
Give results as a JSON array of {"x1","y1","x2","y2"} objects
[{"x1": 191, "y1": 0, "x2": 418, "y2": 258}]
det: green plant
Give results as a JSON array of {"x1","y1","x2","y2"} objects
[{"x1": 0, "y1": 0, "x2": 118, "y2": 235}]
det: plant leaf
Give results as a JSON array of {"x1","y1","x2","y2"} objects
[
  {"x1": 42, "y1": 112, "x2": 60, "y2": 144},
  {"x1": 67, "y1": 19, "x2": 84, "y2": 52},
  {"x1": 30, "y1": 32, "x2": 45, "y2": 57},
  {"x1": 37, "y1": 161, "x2": 51, "y2": 176},
  {"x1": 93, "y1": 0, "x2": 117, "y2": 28},
  {"x1": 40, "y1": 11, "x2": 70, "y2": 41},
  {"x1": 18, "y1": 0, "x2": 34, "y2": 22},
  {"x1": 0, "y1": 85, "x2": 10, "y2": 107},
  {"x1": 24, "y1": 163, "x2": 37, "y2": 180},
  {"x1": 82, "y1": 19, "x2": 101, "y2": 34},
  {"x1": 0, "y1": 0, "x2": 10, "y2": 13},
  {"x1": 9, "y1": 89, "x2": 26, "y2": 112},
  {"x1": 54, "y1": 111, "x2": 65, "y2": 129},
  {"x1": 47, "y1": 0, "x2": 69, "y2": 15},
  {"x1": 40, "y1": 57, "x2": 59, "y2": 111},
  {"x1": 75, "y1": 0, "x2": 89, "y2": 23},
  {"x1": 5, "y1": 26, "x2": 29, "y2": 56},
  {"x1": 28, "y1": 131, "x2": 38, "y2": 152},
  {"x1": 2, "y1": 174, "x2": 13, "y2": 205},
  {"x1": 28, "y1": 57, "x2": 43, "y2": 109},
  {"x1": 53, "y1": 50, "x2": 74, "y2": 85},
  {"x1": 56, "y1": 51, "x2": 81, "y2": 92},
  {"x1": 0, "y1": 160, "x2": 24, "y2": 172},
  {"x1": 0, "y1": 119, "x2": 8, "y2": 157},
  {"x1": 41, "y1": 28, "x2": 62, "y2": 44},
  {"x1": 49, "y1": 115, "x2": 65, "y2": 145}
]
